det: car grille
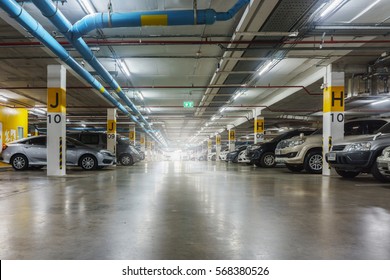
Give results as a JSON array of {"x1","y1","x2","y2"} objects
[{"x1": 331, "y1": 145, "x2": 346, "y2": 151}]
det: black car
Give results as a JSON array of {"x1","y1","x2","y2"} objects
[
  {"x1": 226, "y1": 145, "x2": 248, "y2": 163},
  {"x1": 247, "y1": 129, "x2": 315, "y2": 167},
  {"x1": 67, "y1": 132, "x2": 142, "y2": 166}
]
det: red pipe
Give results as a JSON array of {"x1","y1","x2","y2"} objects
[
  {"x1": 0, "y1": 85, "x2": 322, "y2": 95},
  {"x1": 1, "y1": 39, "x2": 390, "y2": 47}
]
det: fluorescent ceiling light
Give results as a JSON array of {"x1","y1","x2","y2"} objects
[
  {"x1": 33, "y1": 108, "x2": 46, "y2": 115},
  {"x1": 119, "y1": 60, "x2": 131, "y2": 77},
  {"x1": 0, "y1": 95, "x2": 7, "y2": 102},
  {"x1": 146, "y1": 107, "x2": 151, "y2": 113},
  {"x1": 372, "y1": 98, "x2": 389, "y2": 105},
  {"x1": 77, "y1": 0, "x2": 95, "y2": 14},
  {"x1": 138, "y1": 92, "x2": 144, "y2": 100},
  {"x1": 258, "y1": 60, "x2": 274, "y2": 76},
  {"x1": 320, "y1": 0, "x2": 343, "y2": 18},
  {"x1": 219, "y1": 107, "x2": 226, "y2": 112},
  {"x1": 347, "y1": 0, "x2": 381, "y2": 23}
]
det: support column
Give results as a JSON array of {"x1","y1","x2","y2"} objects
[
  {"x1": 253, "y1": 109, "x2": 264, "y2": 144},
  {"x1": 147, "y1": 139, "x2": 152, "y2": 161},
  {"x1": 47, "y1": 65, "x2": 66, "y2": 177},
  {"x1": 228, "y1": 126, "x2": 236, "y2": 151},
  {"x1": 140, "y1": 133, "x2": 146, "y2": 153},
  {"x1": 216, "y1": 134, "x2": 221, "y2": 161},
  {"x1": 107, "y1": 109, "x2": 116, "y2": 156},
  {"x1": 129, "y1": 125, "x2": 136, "y2": 146},
  {"x1": 323, "y1": 65, "x2": 345, "y2": 176},
  {"x1": 207, "y1": 139, "x2": 212, "y2": 161}
]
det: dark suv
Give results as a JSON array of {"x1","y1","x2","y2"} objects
[
  {"x1": 325, "y1": 122, "x2": 390, "y2": 182},
  {"x1": 68, "y1": 132, "x2": 142, "y2": 166},
  {"x1": 247, "y1": 129, "x2": 315, "y2": 167}
]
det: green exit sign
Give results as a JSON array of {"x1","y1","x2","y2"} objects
[{"x1": 183, "y1": 101, "x2": 194, "y2": 108}]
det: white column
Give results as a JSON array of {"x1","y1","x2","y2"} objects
[
  {"x1": 323, "y1": 65, "x2": 345, "y2": 175},
  {"x1": 227, "y1": 125, "x2": 236, "y2": 151},
  {"x1": 147, "y1": 139, "x2": 152, "y2": 161},
  {"x1": 47, "y1": 65, "x2": 66, "y2": 177},
  {"x1": 216, "y1": 134, "x2": 221, "y2": 161},
  {"x1": 107, "y1": 109, "x2": 117, "y2": 156}
]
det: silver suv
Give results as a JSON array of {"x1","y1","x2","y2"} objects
[{"x1": 275, "y1": 119, "x2": 389, "y2": 174}]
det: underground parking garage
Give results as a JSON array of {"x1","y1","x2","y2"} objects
[{"x1": 1, "y1": 0, "x2": 390, "y2": 274}]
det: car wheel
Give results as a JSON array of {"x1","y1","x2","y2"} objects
[
  {"x1": 285, "y1": 164, "x2": 304, "y2": 172},
  {"x1": 260, "y1": 152, "x2": 276, "y2": 168},
  {"x1": 335, "y1": 169, "x2": 360, "y2": 179},
  {"x1": 119, "y1": 154, "x2": 134, "y2": 166},
  {"x1": 304, "y1": 151, "x2": 322, "y2": 174},
  {"x1": 371, "y1": 161, "x2": 390, "y2": 182},
  {"x1": 79, "y1": 154, "x2": 97, "y2": 170},
  {"x1": 11, "y1": 154, "x2": 29, "y2": 171}
]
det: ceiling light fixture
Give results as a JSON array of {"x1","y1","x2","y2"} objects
[
  {"x1": 0, "y1": 95, "x2": 7, "y2": 102},
  {"x1": 219, "y1": 107, "x2": 226, "y2": 113},
  {"x1": 77, "y1": 0, "x2": 95, "y2": 14},
  {"x1": 33, "y1": 108, "x2": 46, "y2": 115},
  {"x1": 372, "y1": 99, "x2": 390, "y2": 105},
  {"x1": 347, "y1": 0, "x2": 381, "y2": 23},
  {"x1": 118, "y1": 59, "x2": 131, "y2": 77},
  {"x1": 320, "y1": 0, "x2": 344, "y2": 18},
  {"x1": 258, "y1": 60, "x2": 275, "y2": 76}
]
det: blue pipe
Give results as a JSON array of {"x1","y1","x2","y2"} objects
[
  {"x1": 30, "y1": 0, "x2": 152, "y2": 130},
  {"x1": 71, "y1": 0, "x2": 250, "y2": 38},
  {"x1": 0, "y1": 0, "x2": 162, "y2": 144}
]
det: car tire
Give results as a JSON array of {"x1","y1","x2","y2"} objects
[
  {"x1": 79, "y1": 154, "x2": 97, "y2": 170},
  {"x1": 285, "y1": 164, "x2": 304, "y2": 172},
  {"x1": 371, "y1": 161, "x2": 390, "y2": 182},
  {"x1": 335, "y1": 169, "x2": 360, "y2": 179},
  {"x1": 259, "y1": 152, "x2": 276, "y2": 168},
  {"x1": 232, "y1": 155, "x2": 239, "y2": 163},
  {"x1": 11, "y1": 154, "x2": 29, "y2": 171},
  {"x1": 119, "y1": 154, "x2": 134, "y2": 166},
  {"x1": 304, "y1": 151, "x2": 322, "y2": 174}
]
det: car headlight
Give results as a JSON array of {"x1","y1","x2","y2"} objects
[
  {"x1": 344, "y1": 142, "x2": 371, "y2": 152},
  {"x1": 288, "y1": 139, "x2": 305, "y2": 147}
]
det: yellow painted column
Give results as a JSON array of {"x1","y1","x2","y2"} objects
[
  {"x1": 228, "y1": 127, "x2": 236, "y2": 151},
  {"x1": 323, "y1": 65, "x2": 344, "y2": 175},
  {"x1": 254, "y1": 117, "x2": 265, "y2": 144},
  {"x1": 216, "y1": 134, "x2": 221, "y2": 161},
  {"x1": 129, "y1": 125, "x2": 136, "y2": 146},
  {"x1": 107, "y1": 109, "x2": 117, "y2": 158},
  {"x1": 47, "y1": 65, "x2": 66, "y2": 176}
]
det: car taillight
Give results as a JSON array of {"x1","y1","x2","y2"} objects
[{"x1": 2, "y1": 144, "x2": 8, "y2": 151}]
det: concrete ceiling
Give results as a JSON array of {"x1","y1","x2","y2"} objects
[{"x1": 1, "y1": 0, "x2": 390, "y2": 149}]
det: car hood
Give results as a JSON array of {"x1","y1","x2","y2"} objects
[{"x1": 333, "y1": 133, "x2": 390, "y2": 145}]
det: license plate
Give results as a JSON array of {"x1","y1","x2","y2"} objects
[{"x1": 328, "y1": 152, "x2": 336, "y2": 161}]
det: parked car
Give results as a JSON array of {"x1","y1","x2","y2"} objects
[
  {"x1": 325, "y1": 122, "x2": 390, "y2": 182},
  {"x1": 1, "y1": 135, "x2": 115, "y2": 171},
  {"x1": 67, "y1": 132, "x2": 142, "y2": 166},
  {"x1": 208, "y1": 152, "x2": 216, "y2": 161},
  {"x1": 226, "y1": 145, "x2": 248, "y2": 163},
  {"x1": 248, "y1": 129, "x2": 315, "y2": 168},
  {"x1": 275, "y1": 119, "x2": 389, "y2": 174},
  {"x1": 219, "y1": 148, "x2": 229, "y2": 161},
  {"x1": 237, "y1": 149, "x2": 251, "y2": 164}
]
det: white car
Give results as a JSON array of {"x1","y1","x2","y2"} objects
[{"x1": 208, "y1": 152, "x2": 216, "y2": 161}]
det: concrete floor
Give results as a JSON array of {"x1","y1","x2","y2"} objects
[{"x1": 0, "y1": 161, "x2": 390, "y2": 260}]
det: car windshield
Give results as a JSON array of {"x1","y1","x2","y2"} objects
[
  {"x1": 66, "y1": 137, "x2": 89, "y2": 147},
  {"x1": 117, "y1": 136, "x2": 130, "y2": 145},
  {"x1": 377, "y1": 122, "x2": 390, "y2": 134}
]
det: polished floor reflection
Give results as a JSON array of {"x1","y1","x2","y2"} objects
[{"x1": 1, "y1": 161, "x2": 390, "y2": 260}]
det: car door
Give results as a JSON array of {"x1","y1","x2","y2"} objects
[{"x1": 22, "y1": 136, "x2": 47, "y2": 164}]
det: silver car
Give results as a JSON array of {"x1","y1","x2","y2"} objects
[{"x1": 1, "y1": 135, "x2": 115, "y2": 171}]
